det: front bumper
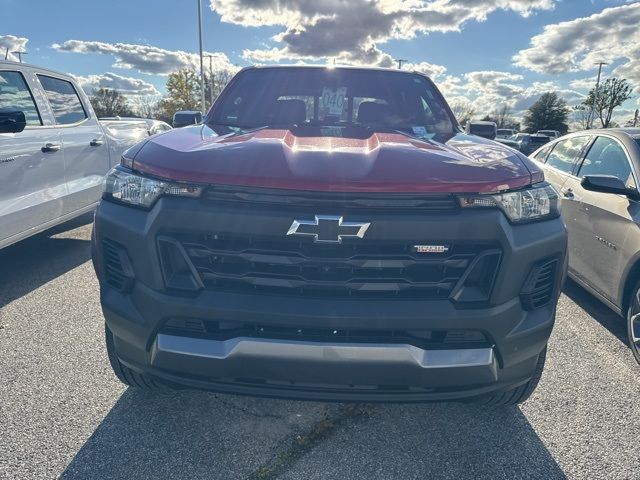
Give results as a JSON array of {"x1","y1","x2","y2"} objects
[{"x1": 94, "y1": 195, "x2": 566, "y2": 402}]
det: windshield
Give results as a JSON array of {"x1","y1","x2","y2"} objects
[{"x1": 207, "y1": 67, "x2": 456, "y2": 140}]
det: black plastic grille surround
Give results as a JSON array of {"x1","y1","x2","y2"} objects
[
  {"x1": 520, "y1": 258, "x2": 559, "y2": 310},
  {"x1": 162, "y1": 231, "x2": 501, "y2": 300},
  {"x1": 102, "y1": 239, "x2": 135, "y2": 292}
]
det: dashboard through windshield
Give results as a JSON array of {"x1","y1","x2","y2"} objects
[{"x1": 207, "y1": 67, "x2": 456, "y2": 140}]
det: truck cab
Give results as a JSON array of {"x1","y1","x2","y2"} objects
[{"x1": 0, "y1": 61, "x2": 138, "y2": 249}]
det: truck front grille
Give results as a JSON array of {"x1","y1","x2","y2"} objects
[
  {"x1": 204, "y1": 186, "x2": 459, "y2": 214},
  {"x1": 163, "y1": 232, "x2": 500, "y2": 300}
]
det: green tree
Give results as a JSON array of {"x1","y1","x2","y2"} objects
[
  {"x1": 584, "y1": 77, "x2": 633, "y2": 128},
  {"x1": 159, "y1": 69, "x2": 201, "y2": 120},
  {"x1": 89, "y1": 88, "x2": 134, "y2": 118},
  {"x1": 522, "y1": 92, "x2": 569, "y2": 134}
]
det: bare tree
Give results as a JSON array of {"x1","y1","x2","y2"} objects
[
  {"x1": 495, "y1": 104, "x2": 513, "y2": 129},
  {"x1": 131, "y1": 95, "x2": 163, "y2": 120},
  {"x1": 584, "y1": 77, "x2": 633, "y2": 128},
  {"x1": 205, "y1": 70, "x2": 234, "y2": 108},
  {"x1": 449, "y1": 98, "x2": 476, "y2": 125},
  {"x1": 571, "y1": 104, "x2": 590, "y2": 130}
]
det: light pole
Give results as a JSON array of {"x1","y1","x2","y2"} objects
[
  {"x1": 587, "y1": 62, "x2": 607, "y2": 129},
  {"x1": 197, "y1": 0, "x2": 206, "y2": 115},
  {"x1": 204, "y1": 54, "x2": 215, "y2": 108},
  {"x1": 11, "y1": 50, "x2": 27, "y2": 63},
  {"x1": 395, "y1": 58, "x2": 407, "y2": 70}
]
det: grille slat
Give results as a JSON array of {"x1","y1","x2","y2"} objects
[
  {"x1": 204, "y1": 186, "x2": 459, "y2": 214},
  {"x1": 163, "y1": 232, "x2": 499, "y2": 300}
]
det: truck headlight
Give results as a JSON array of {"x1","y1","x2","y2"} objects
[
  {"x1": 104, "y1": 166, "x2": 202, "y2": 209},
  {"x1": 459, "y1": 183, "x2": 560, "y2": 223}
]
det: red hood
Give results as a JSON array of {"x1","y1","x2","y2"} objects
[{"x1": 131, "y1": 125, "x2": 542, "y2": 193}]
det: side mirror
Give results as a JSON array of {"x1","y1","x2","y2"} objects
[
  {"x1": 172, "y1": 111, "x2": 202, "y2": 128},
  {"x1": 581, "y1": 175, "x2": 640, "y2": 200},
  {"x1": 0, "y1": 109, "x2": 27, "y2": 134}
]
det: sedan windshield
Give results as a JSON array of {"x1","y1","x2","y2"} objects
[{"x1": 207, "y1": 67, "x2": 456, "y2": 140}]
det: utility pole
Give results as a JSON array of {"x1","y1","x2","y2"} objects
[
  {"x1": 197, "y1": 0, "x2": 206, "y2": 115},
  {"x1": 204, "y1": 54, "x2": 215, "y2": 108},
  {"x1": 395, "y1": 58, "x2": 407, "y2": 70},
  {"x1": 4, "y1": 47, "x2": 9, "y2": 60},
  {"x1": 11, "y1": 50, "x2": 27, "y2": 63},
  {"x1": 587, "y1": 62, "x2": 607, "y2": 129}
]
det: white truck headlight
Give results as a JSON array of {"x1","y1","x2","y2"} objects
[
  {"x1": 459, "y1": 183, "x2": 560, "y2": 223},
  {"x1": 104, "y1": 166, "x2": 202, "y2": 209}
]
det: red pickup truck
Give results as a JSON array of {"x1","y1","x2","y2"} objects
[{"x1": 92, "y1": 66, "x2": 566, "y2": 405}]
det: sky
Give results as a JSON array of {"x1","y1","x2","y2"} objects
[{"x1": 1, "y1": 0, "x2": 639, "y2": 123}]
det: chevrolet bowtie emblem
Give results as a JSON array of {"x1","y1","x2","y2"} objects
[{"x1": 287, "y1": 215, "x2": 371, "y2": 243}]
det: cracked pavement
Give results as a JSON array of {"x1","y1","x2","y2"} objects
[{"x1": 1, "y1": 217, "x2": 640, "y2": 479}]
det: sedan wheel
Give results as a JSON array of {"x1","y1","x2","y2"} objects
[{"x1": 627, "y1": 284, "x2": 640, "y2": 365}]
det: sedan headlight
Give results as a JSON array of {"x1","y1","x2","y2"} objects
[
  {"x1": 104, "y1": 166, "x2": 202, "y2": 209},
  {"x1": 459, "y1": 183, "x2": 560, "y2": 223}
]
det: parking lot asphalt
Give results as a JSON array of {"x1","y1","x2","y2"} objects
[{"x1": 1, "y1": 216, "x2": 639, "y2": 480}]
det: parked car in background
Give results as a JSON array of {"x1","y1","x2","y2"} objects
[
  {"x1": 512, "y1": 133, "x2": 550, "y2": 155},
  {"x1": 465, "y1": 120, "x2": 497, "y2": 139},
  {"x1": 530, "y1": 128, "x2": 640, "y2": 364},
  {"x1": 172, "y1": 110, "x2": 202, "y2": 128},
  {"x1": 100, "y1": 117, "x2": 172, "y2": 145},
  {"x1": 100, "y1": 118, "x2": 151, "y2": 144},
  {"x1": 0, "y1": 60, "x2": 139, "y2": 249},
  {"x1": 495, "y1": 136, "x2": 521, "y2": 150},
  {"x1": 537, "y1": 130, "x2": 561, "y2": 139},
  {"x1": 94, "y1": 65, "x2": 566, "y2": 406},
  {"x1": 496, "y1": 128, "x2": 517, "y2": 139},
  {"x1": 100, "y1": 117, "x2": 172, "y2": 136}
]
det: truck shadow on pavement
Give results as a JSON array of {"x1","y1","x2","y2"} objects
[
  {"x1": 0, "y1": 213, "x2": 93, "y2": 309},
  {"x1": 562, "y1": 278, "x2": 628, "y2": 346},
  {"x1": 59, "y1": 388, "x2": 567, "y2": 480}
]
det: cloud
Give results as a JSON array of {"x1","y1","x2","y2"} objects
[
  {"x1": 72, "y1": 72, "x2": 160, "y2": 96},
  {"x1": 514, "y1": 3, "x2": 640, "y2": 84},
  {"x1": 404, "y1": 61, "x2": 448, "y2": 79},
  {"x1": 52, "y1": 40, "x2": 236, "y2": 76},
  {"x1": 219, "y1": 0, "x2": 556, "y2": 66},
  {"x1": 0, "y1": 34, "x2": 29, "y2": 62},
  {"x1": 443, "y1": 70, "x2": 585, "y2": 115}
]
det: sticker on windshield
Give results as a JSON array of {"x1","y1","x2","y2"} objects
[
  {"x1": 320, "y1": 87, "x2": 347, "y2": 116},
  {"x1": 412, "y1": 126, "x2": 428, "y2": 137},
  {"x1": 411, "y1": 126, "x2": 435, "y2": 139}
]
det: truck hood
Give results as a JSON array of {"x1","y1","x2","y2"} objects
[{"x1": 131, "y1": 125, "x2": 542, "y2": 193}]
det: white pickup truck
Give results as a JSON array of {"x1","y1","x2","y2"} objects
[{"x1": 0, "y1": 60, "x2": 138, "y2": 249}]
